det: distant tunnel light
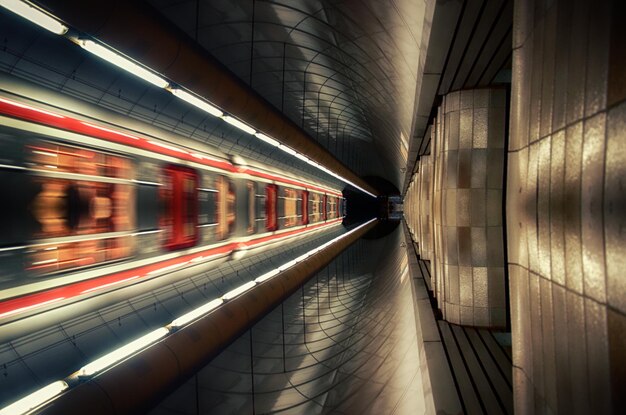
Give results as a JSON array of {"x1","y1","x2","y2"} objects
[
  {"x1": 170, "y1": 298, "x2": 223, "y2": 328},
  {"x1": 0, "y1": 0, "x2": 67, "y2": 35},
  {"x1": 0, "y1": 380, "x2": 68, "y2": 415},
  {"x1": 222, "y1": 115, "x2": 256, "y2": 135},
  {"x1": 170, "y1": 88, "x2": 223, "y2": 117},
  {"x1": 222, "y1": 281, "x2": 256, "y2": 300},
  {"x1": 79, "y1": 40, "x2": 169, "y2": 88},
  {"x1": 255, "y1": 133, "x2": 280, "y2": 147},
  {"x1": 79, "y1": 327, "x2": 168, "y2": 377}
]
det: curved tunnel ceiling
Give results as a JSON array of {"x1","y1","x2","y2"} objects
[{"x1": 147, "y1": 0, "x2": 427, "y2": 190}]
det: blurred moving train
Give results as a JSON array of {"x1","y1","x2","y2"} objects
[{"x1": 0, "y1": 94, "x2": 345, "y2": 303}]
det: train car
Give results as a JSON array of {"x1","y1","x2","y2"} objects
[{"x1": 0, "y1": 93, "x2": 346, "y2": 312}]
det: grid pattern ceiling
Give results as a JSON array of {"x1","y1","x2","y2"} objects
[{"x1": 148, "y1": 0, "x2": 426, "y2": 189}]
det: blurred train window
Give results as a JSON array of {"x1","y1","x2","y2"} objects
[
  {"x1": 328, "y1": 196, "x2": 338, "y2": 219},
  {"x1": 161, "y1": 165, "x2": 198, "y2": 250},
  {"x1": 216, "y1": 175, "x2": 236, "y2": 240},
  {"x1": 28, "y1": 141, "x2": 135, "y2": 240},
  {"x1": 26, "y1": 235, "x2": 134, "y2": 276},
  {"x1": 265, "y1": 184, "x2": 278, "y2": 232},
  {"x1": 31, "y1": 178, "x2": 134, "y2": 239},
  {"x1": 28, "y1": 141, "x2": 132, "y2": 179},
  {"x1": 309, "y1": 192, "x2": 323, "y2": 223},
  {"x1": 282, "y1": 188, "x2": 300, "y2": 228}
]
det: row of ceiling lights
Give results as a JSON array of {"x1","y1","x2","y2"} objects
[{"x1": 0, "y1": 0, "x2": 377, "y2": 197}]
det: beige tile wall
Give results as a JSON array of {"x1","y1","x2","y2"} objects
[
  {"x1": 433, "y1": 88, "x2": 508, "y2": 328},
  {"x1": 508, "y1": 0, "x2": 625, "y2": 412}
]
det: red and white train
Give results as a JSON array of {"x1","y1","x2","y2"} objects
[{"x1": 0, "y1": 93, "x2": 345, "y2": 319}]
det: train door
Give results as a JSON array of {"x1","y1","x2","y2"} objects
[
  {"x1": 161, "y1": 165, "x2": 199, "y2": 251},
  {"x1": 247, "y1": 181, "x2": 257, "y2": 235},
  {"x1": 265, "y1": 184, "x2": 278, "y2": 232},
  {"x1": 216, "y1": 175, "x2": 236, "y2": 240},
  {"x1": 301, "y1": 190, "x2": 309, "y2": 225}
]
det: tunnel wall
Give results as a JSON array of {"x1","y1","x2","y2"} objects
[
  {"x1": 508, "y1": 0, "x2": 625, "y2": 412},
  {"x1": 149, "y1": 226, "x2": 433, "y2": 414},
  {"x1": 432, "y1": 88, "x2": 507, "y2": 328}
]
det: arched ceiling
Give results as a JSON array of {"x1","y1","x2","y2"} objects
[{"x1": 147, "y1": 0, "x2": 428, "y2": 190}]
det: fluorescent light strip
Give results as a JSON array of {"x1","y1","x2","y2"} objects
[
  {"x1": 0, "y1": 380, "x2": 68, "y2": 415},
  {"x1": 255, "y1": 133, "x2": 280, "y2": 147},
  {"x1": 79, "y1": 328, "x2": 169, "y2": 376},
  {"x1": 251, "y1": 132, "x2": 373, "y2": 198},
  {"x1": 253, "y1": 132, "x2": 373, "y2": 197},
  {"x1": 222, "y1": 115, "x2": 256, "y2": 135},
  {"x1": 293, "y1": 252, "x2": 311, "y2": 263},
  {"x1": 170, "y1": 88, "x2": 223, "y2": 117},
  {"x1": 278, "y1": 144, "x2": 297, "y2": 156},
  {"x1": 254, "y1": 269, "x2": 280, "y2": 283},
  {"x1": 294, "y1": 153, "x2": 310, "y2": 163},
  {"x1": 79, "y1": 40, "x2": 168, "y2": 88},
  {"x1": 0, "y1": 0, "x2": 68, "y2": 35},
  {"x1": 170, "y1": 298, "x2": 223, "y2": 328},
  {"x1": 277, "y1": 259, "x2": 297, "y2": 271},
  {"x1": 222, "y1": 281, "x2": 256, "y2": 300}
]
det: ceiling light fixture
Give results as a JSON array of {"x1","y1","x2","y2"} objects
[
  {"x1": 278, "y1": 144, "x2": 297, "y2": 156},
  {"x1": 255, "y1": 133, "x2": 280, "y2": 147},
  {"x1": 222, "y1": 115, "x2": 256, "y2": 135},
  {"x1": 170, "y1": 88, "x2": 223, "y2": 117},
  {"x1": 170, "y1": 298, "x2": 223, "y2": 328},
  {"x1": 79, "y1": 327, "x2": 169, "y2": 377},
  {"x1": 222, "y1": 281, "x2": 256, "y2": 300},
  {"x1": 0, "y1": 380, "x2": 68, "y2": 415},
  {"x1": 79, "y1": 40, "x2": 169, "y2": 88},
  {"x1": 0, "y1": 0, "x2": 67, "y2": 35}
]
